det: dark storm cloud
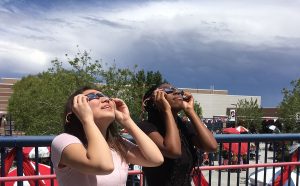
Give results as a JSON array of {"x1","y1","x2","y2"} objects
[
  {"x1": 111, "y1": 31, "x2": 299, "y2": 107},
  {"x1": 82, "y1": 16, "x2": 132, "y2": 29},
  {"x1": 1, "y1": 0, "x2": 299, "y2": 108}
]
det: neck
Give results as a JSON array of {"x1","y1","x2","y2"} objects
[
  {"x1": 96, "y1": 121, "x2": 109, "y2": 140},
  {"x1": 172, "y1": 109, "x2": 179, "y2": 118},
  {"x1": 101, "y1": 127, "x2": 108, "y2": 140}
]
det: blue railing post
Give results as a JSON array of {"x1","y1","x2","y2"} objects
[
  {"x1": 1, "y1": 147, "x2": 5, "y2": 186},
  {"x1": 16, "y1": 146, "x2": 23, "y2": 186},
  {"x1": 34, "y1": 146, "x2": 39, "y2": 186}
]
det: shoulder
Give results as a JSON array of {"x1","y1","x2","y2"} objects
[
  {"x1": 138, "y1": 120, "x2": 157, "y2": 134},
  {"x1": 52, "y1": 133, "x2": 81, "y2": 146},
  {"x1": 51, "y1": 133, "x2": 82, "y2": 168}
]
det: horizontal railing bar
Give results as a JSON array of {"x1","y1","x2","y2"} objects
[
  {"x1": 1, "y1": 134, "x2": 300, "y2": 147},
  {"x1": 198, "y1": 161, "x2": 300, "y2": 171},
  {"x1": 215, "y1": 133, "x2": 300, "y2": 142},
  {"x1": 1, "y1": 162, "x2": 298, "y2": 182},
  {"x1": 0, "y1": 175, "x2": 56, "y2": 182},
  {"x1": 0, "y1": 170, "x2": 144, "y2": 182},
  {"x1": 128, "y1": 170, "x2": 143, "y2": 175},
  {"x1": 0, "y1": 136, "x2": 55, "y2": 147}
]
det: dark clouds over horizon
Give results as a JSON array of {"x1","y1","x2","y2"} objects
[{"x1": 0, "y1": 0, "x2": 299, "y2": 107}]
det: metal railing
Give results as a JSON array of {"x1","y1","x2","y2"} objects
[
  {"x1": 201, "y1": 134, "x2": 300, "y2": 186},
  {"x1": 1, "y1": 134, "x2": 300, "y2": 186}
]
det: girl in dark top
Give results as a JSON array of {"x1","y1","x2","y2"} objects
[{"x1": 138, "y1": 83, "x2": 218, "y2": 186}]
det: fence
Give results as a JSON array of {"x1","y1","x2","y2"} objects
[{"x1": 1, "y1": 134, "x2": 300, "y2": 186}]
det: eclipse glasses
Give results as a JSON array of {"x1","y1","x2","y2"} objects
[
  {"x1": 86, "y1": 93, "x2": 109, "y2": 101},
  {"x1": 162, "y1": 87, "x2": 184, "y2": 95}
]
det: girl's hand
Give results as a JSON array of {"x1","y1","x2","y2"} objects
[
  {"x1": 112, "y1": 98, "x2": 131, "y2": 125},
  {"x1": 153, "y1": 89, "x2": 171, "y2": 111},
  {"x1": 72, "y1": 94, "x2": 94, "y2": 125},
  {"x1": 183, "y1": 92, "x2": 194, "y2": 113}
]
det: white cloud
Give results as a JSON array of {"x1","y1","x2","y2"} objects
[
  {"x1": 95, "y1": 1, "x2": 300, "y2": 46},
  {"x1": 2, "y1": 0, "x2": 299, "y2": 66},
  {"x1": 0, "y1": 0, "x2": 299, "y2": 107},
  {"x1": 0, "y1": 41, "x2": 50, "y2": 74}
]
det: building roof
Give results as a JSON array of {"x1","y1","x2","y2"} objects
[
  {"x1": 262, "y1": 108, "x2": 279, "y2": 118},
  {"x1": 179, "y1": 88, "x2": 228, "y2": 95}
]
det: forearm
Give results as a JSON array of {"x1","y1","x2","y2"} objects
[
  {"x1": 83, "y1": 121, "x2": 113, "y2": 172},
  {"x1": 185, "y1": 109, "x2": 218, "y2": 152},
  {"x1": 162, "y1": 110, "x2": 181, "y2": 156},
  {"x1": 123, "y1": 119, "x2": 164, "y2": 166}
]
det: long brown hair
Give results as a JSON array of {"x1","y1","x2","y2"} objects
[{"x1": 63, "y1": 86, "x2": 128, "y2": 161}]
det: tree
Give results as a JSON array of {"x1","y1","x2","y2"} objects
[
  {"x1": 278, "y1": 78, "x2": 300, "y2": 133},
  {"x1": 194, "y1": 101, "x2": 203, "y2": 118},
  {"x1": 8, "y1": 50, "x2": 103, "y2": 135},
  {"x1": 8, "y1": 50, "x2": 166, "y2": 134},
  {"x1": 235, "y1": 98, "x2": 263, "y2": 133},
  {"x1": 9, "y1": 72, "x2": 73, "y2": 134},
  {"x1": 101, "y1": 64, "x2": 166, "y2": 122}
]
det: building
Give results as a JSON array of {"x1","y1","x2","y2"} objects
[
  {"x1": 180, "y1": 87, "x2": 261, "y2": 119},
  {"x1": 262, "y1": 108, "x2": 279, "y2": 121},
  {"x1": 0, "y1": 78, "x2": 21, "y2": 135},
  {"x1": 0, "y1": 78, "x2": 19, "y2": 115}
]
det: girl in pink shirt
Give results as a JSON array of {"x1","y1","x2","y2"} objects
[{"x1": 51, "y1": 86, "x2": 163, "y2": 186}]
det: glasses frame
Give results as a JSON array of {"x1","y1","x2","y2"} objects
[
  {"x1": 162, "y1": 87, "x2": 184, "y2": 95},
  {"x1": 86, "y1": 93, "x2": 109, "y2": 101}
]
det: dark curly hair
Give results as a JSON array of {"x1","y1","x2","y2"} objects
[{"x1": 141, "y1": 84, "x2": 168, "y2": 134}]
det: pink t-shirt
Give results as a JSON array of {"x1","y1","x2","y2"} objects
[{"x1": 51, "y1": 133, "x2": 135, "y2": 186}]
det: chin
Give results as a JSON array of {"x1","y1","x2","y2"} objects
[
  {"x1": 173, "y1": 102, "x2": 184, "y2": 110},
  {"x1": 172, "y1": 106, "x2": 183, "y2": 113},
  {"x1": 96, "y1": 113, "x2": 115, "y2": 124}
]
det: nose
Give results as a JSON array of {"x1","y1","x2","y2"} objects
[
  {"x1": 174, "y1": 89, "x2": 183, "y2": 95},
  {"x1": 101, "y1": 97, "x2": 110, "y2": 103}
]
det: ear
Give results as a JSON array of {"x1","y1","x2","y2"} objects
[
  {"x1": 65, "y1": 112, "x2": 73, "y2": 124},
  {"x1": 142, "y1": 97, "x2": 151, "y2": 112},
  {"x1": 143, "y1": 97, "x2": 156, "y2": 112}
]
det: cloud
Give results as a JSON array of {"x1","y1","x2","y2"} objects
[
  {"x1": 82, "y1": 16, "x2": 132, "y2": 29},
  {"x1": 0, "y1": 0, "x2": 299, "y2": 107},
  {"x1": 0, "y1": 41, "x2": 50, "y2": 75},
  {"x1": 107, "y1": 30, "x2": 299, "y2": 107}
]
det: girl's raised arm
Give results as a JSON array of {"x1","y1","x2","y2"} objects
[{"x1": 113, "y1": 98, "x2": 164, "y2": 167}]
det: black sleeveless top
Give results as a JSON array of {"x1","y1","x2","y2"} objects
[{"x1": 138, "y1": 118, "x2": 197, "y2": 186}]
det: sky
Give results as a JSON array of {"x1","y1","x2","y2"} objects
[{"x1": 0, "y1": 0, "x2": 299, "y2": 107}]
